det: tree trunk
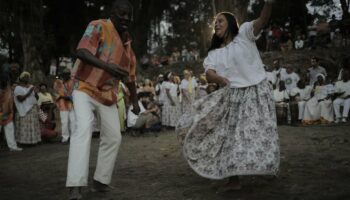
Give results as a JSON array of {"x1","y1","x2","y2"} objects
[
  {"x1": 18, "y1": 0, "x2": 46, "y2": 84},
  {"x1": 340, "y1": 0, "x2": 349, "y2": 19}
]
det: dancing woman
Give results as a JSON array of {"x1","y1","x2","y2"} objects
[{"x1": 177, "y1": 0, "x2": 279, "y2": 190}]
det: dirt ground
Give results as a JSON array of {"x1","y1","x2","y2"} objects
[{"x1": 1, "y1": 124, "x2": 350, "y2": 200}]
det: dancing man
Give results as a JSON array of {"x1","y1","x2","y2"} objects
[{"x1": 66, "y1": 0, "x2": 139, "y2": 199}]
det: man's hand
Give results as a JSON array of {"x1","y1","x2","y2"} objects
[{"x1": 132, "y1": 103, "x2": 140, "y2": 115}]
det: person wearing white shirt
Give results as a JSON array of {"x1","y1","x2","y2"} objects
[
  {"x1": 180, "y1": 70, "x2": 197, "y2": 114},
  {"x1": 281, "y1": 66, "x2": 300, "y2": 93},
  {"x1": 155, "y1": 74, "x2": 164, "y2": 104},
  {"x1": 290, "y1": 80, "x2": 313, "y2": 121},
  {"x1": 272, "y1": 59, "x2": 287, "y2": 86},
  {"x1": 294, "y1": 36, "x2": 304, "y2": 49},
  {"x1": 303, "y1": 74, "x2": 334, "y2": 124},
  {"x1": 333, "y1": 69, "x2": 350, "y2": 123},
  {"x1": 162, "y1": 72, "x2": 180, "y2": 127},
  {"x1": 177, "y1": 1, "x2": 279, "y2": 190}
]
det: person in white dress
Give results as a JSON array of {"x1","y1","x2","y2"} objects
[
  {"x1": 161, "y1": 72, "x2": 180, "y2": 127},
  {"x1": 303, "y1": 74, "x2": 334, "y2": 125},
  {"x1": 177, "y1": 0, "x2": 279, "y2": 191},
  {"x1": 333, "y1": 69, "x2": 350, "y2": 123},
  {"x1": 180, "y1": 70, "x2": 198, "y2": 114},
  {"x1": 290, "y1": 80, "x2": 313, "y2": 121}
]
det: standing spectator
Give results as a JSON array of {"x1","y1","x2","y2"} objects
[
  {"x1": 333, "y1": 70, "x2": 350, "y2": 123},
  {"x1": 281, "y1": 65, "x2": 300, "y2": 93},
  {"x1": 161, "y1": 72, "x2": 180, "y2": 128},
  {"x1": 197, "y1": 75, "x2": 208, "y2": 98},
  {"x1": 180, "y1": 70, "x2": 197, "y2": 114},
  {"x1": 155, "y1": 74, "x2": 164, "y2": 104},
  {"x1": 181, "y1": 46, "x2": 189, "y2": 62},
  {"x1": 307, "y1": 57, "x2": 327, "y2": 86},
  {"x1": 294, "y1": 35, "x2": 304, "y2": 49},
  {"x1": 53, "y1": 68, "x2": 75, "y2": 143},
  {"x1": 13, "y1": 72, "x2": 41, "y2": 145},
  {"x1": 49, "y1": 59, "x2": 57, "y2": 76},
  {"x1": 272, "y1": 59, "x2": 287, "y2": 85},
  {"x1": 171, "y1": 47, "x2": 181, "y2": 62},
  {"x1": 337, "y1": 57, "x2": 350, "y2": 81},
  {"x1": 0, "y1": 70, "x2": 22, "y2": 151},
  {"x1": 307, "y1": 23, "x2": 318, "y2": 49}
]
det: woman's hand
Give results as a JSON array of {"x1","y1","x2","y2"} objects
[{"x1": 220, "y1": 77, "x2": 230, "y2": 87}]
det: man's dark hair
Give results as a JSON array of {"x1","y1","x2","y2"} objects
[{"x1": 111, "y1": 0, "x2": 133, "y2": 20}]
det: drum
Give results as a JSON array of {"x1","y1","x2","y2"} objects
[{"x1": 276, "y1": 103, "x2": 288, "y2": 125}]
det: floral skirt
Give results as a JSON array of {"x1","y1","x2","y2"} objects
[
  {"x1": 162, "y1": 97, "x2": 181, "y2": 127},
  {"x1": 176, "y1": 80, "x2": 280, "y2": 179},
  {"x1": 15, "y1": 105, "x2": 41, "y2": 144}
]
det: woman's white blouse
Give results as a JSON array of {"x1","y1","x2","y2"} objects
[{"x1": 204, "y1": 21, "x2": 266, "y2": 88}]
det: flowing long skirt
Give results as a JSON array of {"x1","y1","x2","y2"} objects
[
  {"x1": 176, "y1": 80, "x2": 279, "y2": 179},
  {"x1": 15, "y1": 106, "x2": 41, "y2": 144},
  {"x1": 162, "y1": 96, "x2": 181, "y2": 127},
  {"x1": 303, "y1": 98, "x2": 334, "y2": 124}
]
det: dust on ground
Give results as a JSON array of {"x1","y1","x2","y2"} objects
[{"x1": 1, "y1": 125, "x2": 350, "y2": 200}]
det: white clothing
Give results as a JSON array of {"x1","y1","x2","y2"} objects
[
  {"x1": 273, "y1": 89, "x2": 289, "y2": 102},
  {"x1": 127, "y1": 101, "x2": 146, "y2": 128},
  {"x1": 66, "y1": 90, "x2": 121, "y2": 187},
  {"x1": 281, "y1": 72, "x2": 300, "y2": 92},
  {"x1": 308, "y1": 66, "x2": 327, "y2": 86},
  {"x1": 60, "y1": 110, "x2": 76, "y2": 142},
  {"x1": 272, "y1": 68, "x2": 287, "y2": 85},
  {"x1": 333, "y1": 98, "x2": 350, "y2": 118},
  {"x1": 50, "y1": 65, "x2": 57, "y2": 76},
  {"x1": 334, "y1": 80, "x2": 350, "y2": 98},
  {"x1": 295, "y1": 40, "x2": 304, "y2": 49},
  {"x1": 204, "y1": 21, "x2": 266, "y2": 88},
  {"x1": 155, "y1": 83, "x2": 163, "y2": 103},
  {"x1": 0, "y1": 122, "x2": 19, "y2": 149},
  {"x1": 180, "y1": 79, "x2": 198, "y2": 91},
  {"x1": 266, "y1": 71, "x2": 276, "y2": 85},
  {"x1": 290, "y1": 86, "x2": 312, "y2": 101},
  {"x1": 163, "y1": 81, "x2": 178, "y2": 97},
  {"x1": 13, "y1": 86, "x2": 37, "y2": 117},
  {"x1": 303, "y1": 85, "x2": 334, "y2": 122}
]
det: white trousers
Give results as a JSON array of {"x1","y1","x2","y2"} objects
[
  {"x1": 66, "y1": 90, "x2": 121, "y2": 187},
  {"x1": 60, "y1": 110, "x2": 76, "y2": 141},
  {"x1": 333, "y1": 98, "x2": 350, "y2": 118},
  {"x1": 0, "y1": 122, "x2": 19, "y2": 149},
  {"x1": 298, "y1": 101, "x2": 306, "y2": 120}
]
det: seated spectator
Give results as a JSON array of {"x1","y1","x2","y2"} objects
[
  {"x1": 127, "y1": 100, "x2": 160, "y2": 132},
  {"x1": 333, "y1": 69, "x2": 350, "y2": 123},
  {"x1": 281, "y1": 65, "x2": 300, "y2": 93},
  {"x1": 37, "y1": 83, "x2": 55, "y2": 120},
  {"x1": 303, "y1": 74, "x2": 334, "y2": 125},
  {"x1": 273, "y1": 81, "x2": 290, "y2": 125},
  {"x1": 289, "y1": 80, "x2": 313, "y2": 122},
  {"x1": 294, "y1": 36, "x2": 304, "y2": 49}
]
